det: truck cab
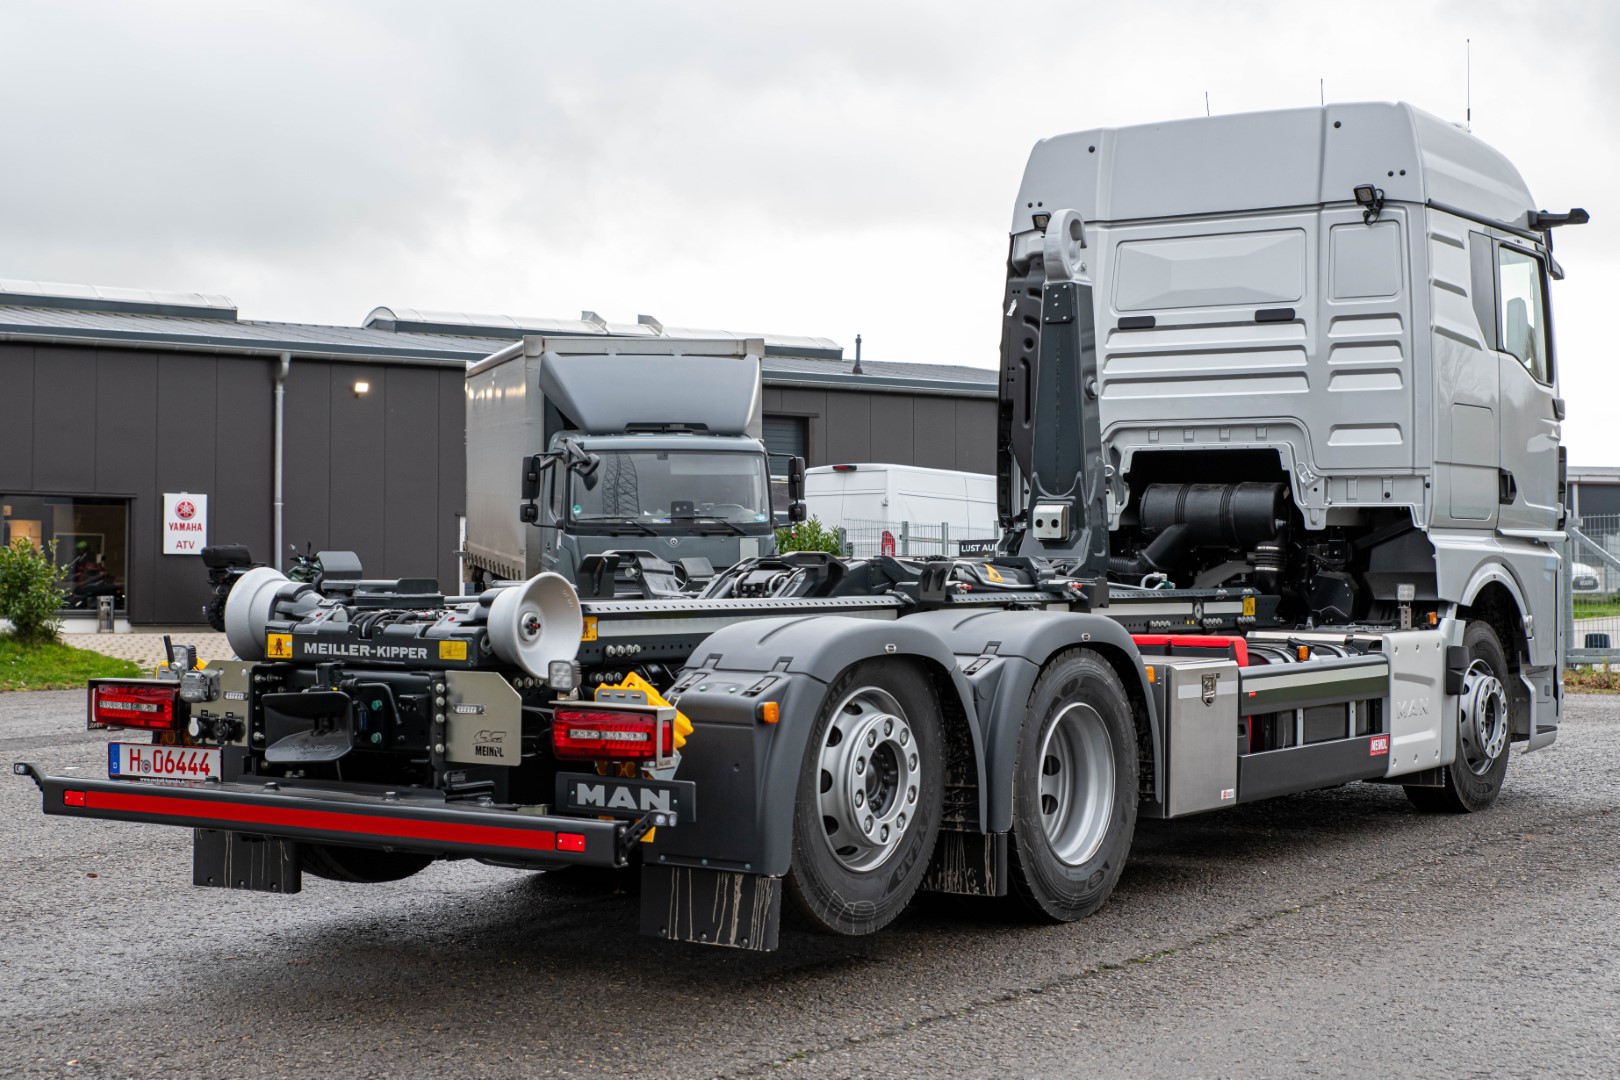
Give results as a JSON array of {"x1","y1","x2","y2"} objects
[
  {"x1": 1002, "y1": 101, "x2": 1586, "y2": 751},
  {"x1": 465, "y1": 335, "x2": 781, "y2": 587},
  {"x1": 535, "y1": 431, "x2": 774, "y2": 582}
]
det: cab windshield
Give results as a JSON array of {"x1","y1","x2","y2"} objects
[{"x1": 569, "y1": 450, "x2": 771, "y2": 528}]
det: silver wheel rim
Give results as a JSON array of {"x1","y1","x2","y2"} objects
[
  {"x1": 1458, "y1": 658, "x2": 1508, "y2": 776},
  {"x1": 817, "y1": 686, "x2": 919, "y2": 873},
  {"x1": 1039, "y1": 702, "x2": 1116, "y2": 866}
]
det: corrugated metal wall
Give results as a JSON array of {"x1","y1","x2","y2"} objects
[
  {"x1": 763, "y1": 386, "x2": 995, "y2": 474},
  {"x1": 0, "y1": 343, "x2": 465, "y2": 624}
]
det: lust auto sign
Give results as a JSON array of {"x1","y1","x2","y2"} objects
[{"x1": 162, "y1": 493, "x2": 208, "y2": 555}]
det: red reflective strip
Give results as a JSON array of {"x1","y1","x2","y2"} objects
[
  {"x1": 81, "y1": 790, "x2": 560, "y2": 853},
  {"x1": 1132, "y1": 634, "x2": 1251, "y2": 667},
  {"x1": 62, "y1": 790, "x2": 86, "y2": 807},
  {"x1": 1170, "y1": 635, "x2": 1249, "y2": 667},
  {"x1": 556, "y1": 832, "x2": 586, "y2": 852}
]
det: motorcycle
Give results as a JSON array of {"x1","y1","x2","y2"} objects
[{"x1": 201, "y1": 544, "x2": 324, "y2": 631}]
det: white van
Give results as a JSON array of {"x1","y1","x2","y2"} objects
[{"x1": 803, "y1": 464, "x2": 998, "y2": 556}]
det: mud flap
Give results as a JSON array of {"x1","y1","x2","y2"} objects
[
  {"x1": 193, "y1": 829, "x2": 302, "y2": 894},
  {"x1": 920, "y1": 830, "x2": 1008, "y2": 897},
  {"x1": 640, "y1": 863, "x2": 780, "y2": 951}
]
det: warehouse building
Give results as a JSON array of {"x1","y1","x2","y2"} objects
[{"x1": 0, "y1": 281, "x2": 995, "y2": 627}]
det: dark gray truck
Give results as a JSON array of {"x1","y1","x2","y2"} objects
[{"x1": 464, "y1": 335, "x2": 784, "y2": 590}]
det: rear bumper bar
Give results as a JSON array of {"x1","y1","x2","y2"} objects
[{"x1": 13, "y1": 762, "x2": 630, "y2": 867}]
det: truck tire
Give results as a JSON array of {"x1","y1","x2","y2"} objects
[
  {"x1": 301, "y1": 843, "x2": 434, "y2": 883},
  {"x1": 785, "y1": 660, "x2": 944, "y2": 936},
  {"x1": 1008, "y1": 650, "x2": 1139, "y2": 922},
  {"x1": 1406, "y1": 621, "x2": 1512, "y2": 814}
]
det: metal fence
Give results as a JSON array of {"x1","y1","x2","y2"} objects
[
  {"x1": 1569, "y1": 512, "x2": 1620, "y2": 665},
  {"x1": 838, "y1": 518, "x2": 1002, "y2": 559}
]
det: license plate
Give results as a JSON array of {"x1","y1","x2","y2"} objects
[{"x1": 109, "y1": 742, "x2": 220, "y2": 781}]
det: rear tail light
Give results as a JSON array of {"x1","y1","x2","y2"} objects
[
  {"x1": 90, "y1": 684, "x2": 181, "y2": 730},
  {"x1": 552, "y1": 707, "x2": 672, "y2": 762}
]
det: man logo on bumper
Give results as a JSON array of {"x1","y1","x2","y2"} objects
[{"x1": 556, "y1": 773, "x2": 697, "y2": 823}]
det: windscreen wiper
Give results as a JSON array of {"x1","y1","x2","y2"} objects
[
  {"x1": 580, "y1": 517, "x2": 657, "y2": 536},
  {"x1": 681, "y1": 516, "x2": 749, "y2": 536}
]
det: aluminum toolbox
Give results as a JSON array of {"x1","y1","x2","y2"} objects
[{"x1": 1145, "y1": 656, "x2": 1242, "y2": 818}]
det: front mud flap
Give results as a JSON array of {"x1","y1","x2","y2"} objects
[{"x1": 640, "y1": 863, "x2": 781, "y2": 951}]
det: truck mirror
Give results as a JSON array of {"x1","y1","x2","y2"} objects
[
  {"x1": 790, "y1": 500, "x2": 808, "y2": 524},
  {"x1": 787, "y1": 456, "x2": 806, "y2": 502},
  {"x1": 561, "y1": 442, "x2": 600, "y2": 481},
  {"x1": 521, "y1": 454, "x2": 546, "y2": 501}
]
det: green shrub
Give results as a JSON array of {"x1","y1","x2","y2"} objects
[
  {"x1": 774, "y1": 517, "x2": 846, "y2": 556},
  {"x1": 0, "y1": 538, "x2": 65, "y2": 644}
]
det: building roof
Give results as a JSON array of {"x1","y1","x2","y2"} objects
[
  {"x1": 0, "y1": 284, "x2": 997, "y2": 397},
  {"x1": 0, "y1": 278, "x2": 237, "y2": 320},
  {"x1": 364, "y1": 307, "x2": 844, "y2": 360}
]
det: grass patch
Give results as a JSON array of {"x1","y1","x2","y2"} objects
[
  {"x1": 1564, "y1": 664, "x2": 1620, "y2": 695},
  {"x1": 0, "y1": 635, "x2": 143, "y2": 691}
]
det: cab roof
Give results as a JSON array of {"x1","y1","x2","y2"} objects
[{"x1": 1015, "y1": 102, "x2": 1537, "y2": 233}]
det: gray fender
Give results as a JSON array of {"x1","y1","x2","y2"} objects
[
  {"x1": 901, "y1": 608, "x2": 1158, "y2": 834},
  {"x1": 1460, "y1": 561, "x2": 1530, "y2": 618},
  {"x1": 657, "y1": 614, "x2": 984, "y2": 878}
]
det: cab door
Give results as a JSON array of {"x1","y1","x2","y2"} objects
[{"x1": 1495, "y1": 244, "x2": 1563, "y2": 532}]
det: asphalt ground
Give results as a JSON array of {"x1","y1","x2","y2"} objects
[{"x1": 3, "y1": 689, "x2": 1617, "y2": 1079}]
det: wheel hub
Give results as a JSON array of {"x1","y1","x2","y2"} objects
[
  {"x1": 817, "y1": 687, "x2": 919, "y2": 872},
  {"x1": 1458, "y1": 659, "x2": 1508, "y2": 776},
  {"x1": 1038, "y1": 702, "x2": 1116, "y2": 866}
]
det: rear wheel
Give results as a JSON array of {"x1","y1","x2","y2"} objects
[
  {"x1": 785, "y1": 660, "x2": 944, "y2": 936},
  {"x1": 1406, "y1": 621, "x2": 1512, "y2": 813},
  {"x1": 301, "y1": 843, "x2": 434, "y2": 883},
  {"x1": 1008, "y1": 650, "x2": 1139, "y2": 922}
]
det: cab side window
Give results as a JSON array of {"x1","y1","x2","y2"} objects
[{"x1": 1497, "y1": 246, "x2": 1551, "y2": 383}]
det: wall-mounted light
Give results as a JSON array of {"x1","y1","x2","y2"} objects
[{"x1": 353, "y1": 380, "x2": 371, "y2": 397}]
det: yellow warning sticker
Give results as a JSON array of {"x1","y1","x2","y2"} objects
[
  {"x1": 266, "y1": 633, "x2": 293, "y2": 659},
  {"x1": 439, "y1": 640, "x2": 468, "y2": 661},
  {"x1": 581, "y1": 616, "x2": 599, "y2": 642},
  {"x1": 984, "y1": 564, "x2": 1004, "y2": 584},
  {"x1": 1242, "y1": 596, "x2": 1256, "y2": 617}
]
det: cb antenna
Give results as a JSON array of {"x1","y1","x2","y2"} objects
[
  {"x1": 1466, "y1": 38, "x2": 1472, "y2": 131},
  {"x1": 1204, "y1": 91, "x2": 1211, "y2": 117},
  {"x1": 1320, "y1": 78, "x2": 1324, "y2": 106}
]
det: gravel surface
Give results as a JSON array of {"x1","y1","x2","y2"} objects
[{"x1": 3, "y1": 690, "x2": 1617, "y2": 1079}]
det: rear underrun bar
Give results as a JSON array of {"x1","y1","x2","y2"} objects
[{"x1": 13, "y1": 762, "x2": 628, "y2": 865}]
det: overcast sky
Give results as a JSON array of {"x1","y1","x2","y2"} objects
[{"x1": 2, "y1": 1, "x2": 1614, "y2": 461}]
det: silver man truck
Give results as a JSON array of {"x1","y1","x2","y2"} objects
[
  {"x1": 20, "y1": 102, "x2": 1585, "y2": 952},
  {"x1": 464, "y1": 335, "x2": 788, "y2": 588}
]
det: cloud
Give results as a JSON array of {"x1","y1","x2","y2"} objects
[{"x1": 1, "y1": 0, "x2": 1614, "y2": 459}]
